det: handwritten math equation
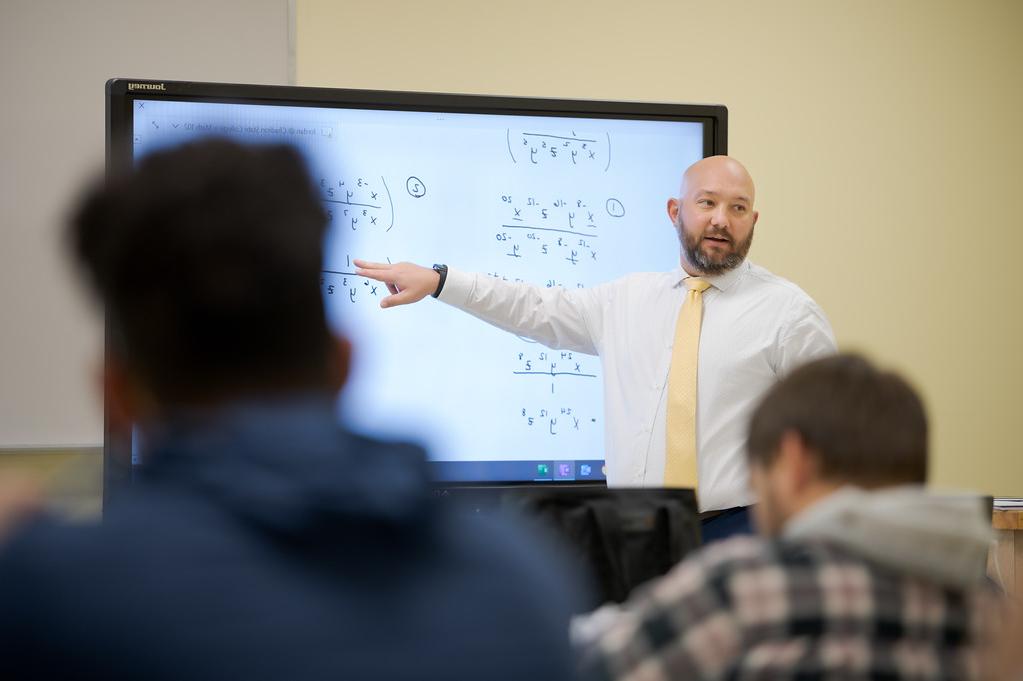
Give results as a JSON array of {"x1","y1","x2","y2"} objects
[
  {"x1": 507, "y1": 129, "x2": 612, "y2": 171},
  {"x1": 493, "y1": 193, "x2": 625, "y2": 265},
  {"x1": 320, "y1": 257, "x2": 388, "y2": 304},
  {"x1": 318, "y1": 175, "x2": 399, "y2": 233},
  {"x1": 512, "y1": 348, "x2": 598, "y2": 394},
  {"x1": 520, "y1": 405, "x2": 599, "y2": 436},
  {"x1": 514, "y1": 349, "x2": 596, "y2": 377}
]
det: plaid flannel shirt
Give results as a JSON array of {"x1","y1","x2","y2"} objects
[{"x1": 580, "y1": 535, "x2": 1000, "y2": 681}]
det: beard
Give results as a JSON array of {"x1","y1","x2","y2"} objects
[{"x1": 677, "y1": 215, "x2": 754, "y2": 275}]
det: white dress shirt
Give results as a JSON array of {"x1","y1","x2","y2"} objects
[{"x1": 438, "y1": 260, "x2": 836, "y2": 511}]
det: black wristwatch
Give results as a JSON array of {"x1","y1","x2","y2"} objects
[{"x1": 431, "y1": 264, "x2": 448, "y2": 298}]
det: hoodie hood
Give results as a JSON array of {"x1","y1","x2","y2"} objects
[
  {"x1": 783, "y1": 486, "x2": 993, "y2": 588},
  {"x1": 139, "y1": 398, "x2": 432, "y2": 547}
]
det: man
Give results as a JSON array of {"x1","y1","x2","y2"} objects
[
  {"x1": 577, "y1": 354, "x2": 1000, "y2": 681},
  {"x1": 355, "y1": 156, "x2": 836, "y2": 540},
  {"x1": 0, "y1": 140, "x2": 583, "y2": 680}
]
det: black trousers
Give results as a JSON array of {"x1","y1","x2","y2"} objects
[{"x1": 700, "y1": 506, "x2": 754, "y2": 545}]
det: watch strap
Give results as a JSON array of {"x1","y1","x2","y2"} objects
[{"x1": 431, "y1": 264, "x2": 448, "y2": 298}]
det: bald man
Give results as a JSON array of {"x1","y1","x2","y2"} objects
[{"x1": 357, "y1": 157, "x2": 836, "y2": 541}]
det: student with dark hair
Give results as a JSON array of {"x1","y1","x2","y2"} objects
[
  {"x1": 578, "y1": 354, "x2": 1001, "y2": 681},
  {"x1": 0, "y1": 139, "x2": 583, "y2": 681}
]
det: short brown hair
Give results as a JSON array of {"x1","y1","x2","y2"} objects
[{"x1": 746, "y1": 354, "x2": 927, "y2": 486}]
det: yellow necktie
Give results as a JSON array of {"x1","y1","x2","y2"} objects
[{"x1": 665, "y1": 277, "x2": 711, "y2": 488}]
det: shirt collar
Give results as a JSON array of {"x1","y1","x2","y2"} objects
[{"x1": 673, "y1": 259, "x2": 750, "y2": 292}]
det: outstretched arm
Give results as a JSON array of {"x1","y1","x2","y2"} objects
[{"x1": 353, "y1": 259, "x2": 604, "y2": 355}]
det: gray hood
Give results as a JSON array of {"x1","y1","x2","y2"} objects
[{"x1": 784, "y1": 486, "x2": 993, "y2": 588}]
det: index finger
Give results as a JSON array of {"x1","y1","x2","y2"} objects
[
  {"x1": 356, "y1": 268, "x2": 392, "y2": 283},
  {"x1": 352, "y1": 259, "x2": 390, "y2": 270}
]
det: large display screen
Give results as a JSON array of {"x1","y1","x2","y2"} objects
[{"x1": 108, "y1": 80, "x2": 726, "y2": 485}]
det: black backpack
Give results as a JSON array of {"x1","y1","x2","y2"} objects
[{"x1": 505, "y1": 487, "x2": 701, "y2": 607}]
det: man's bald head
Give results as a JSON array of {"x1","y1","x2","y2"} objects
[
  {"x1": 679, "y1": 156, "x2": 756, "y2": 207},
  {"x1": 667, "y1": 155, "x2": 759, "y2": 276}
]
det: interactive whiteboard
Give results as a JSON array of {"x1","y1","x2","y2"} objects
[{"x1": 115, "y1": 81, "x2": 724, "y2": 483}]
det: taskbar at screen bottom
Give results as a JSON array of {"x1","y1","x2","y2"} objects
[{"x1": 429, "y1": 459, "x2": 606, "y2": 483}]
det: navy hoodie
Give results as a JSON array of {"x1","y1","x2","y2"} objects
[{"x1": 0, "y1": 399, "x2": 584, "y2": 680}]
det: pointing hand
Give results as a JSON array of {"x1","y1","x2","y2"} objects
[{"x1": 353, "y1": 260, "x2": 441, "y2": 308}]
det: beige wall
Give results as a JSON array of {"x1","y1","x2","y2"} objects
[{"x1": 296, "y1": 0, "x2": 1023, "y2": 496}]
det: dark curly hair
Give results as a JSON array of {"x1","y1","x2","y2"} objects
[{"x1": 70, "y1": 139, "x2": 332, "y2": 405}]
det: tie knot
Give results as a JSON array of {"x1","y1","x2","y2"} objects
[{"x1": 685, "y1": 278, "x2": 711, "y2": 294}]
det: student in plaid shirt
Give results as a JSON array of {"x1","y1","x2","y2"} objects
[{"x1": 577, "y1": 354, "x2": 1001, "y2": 681}]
